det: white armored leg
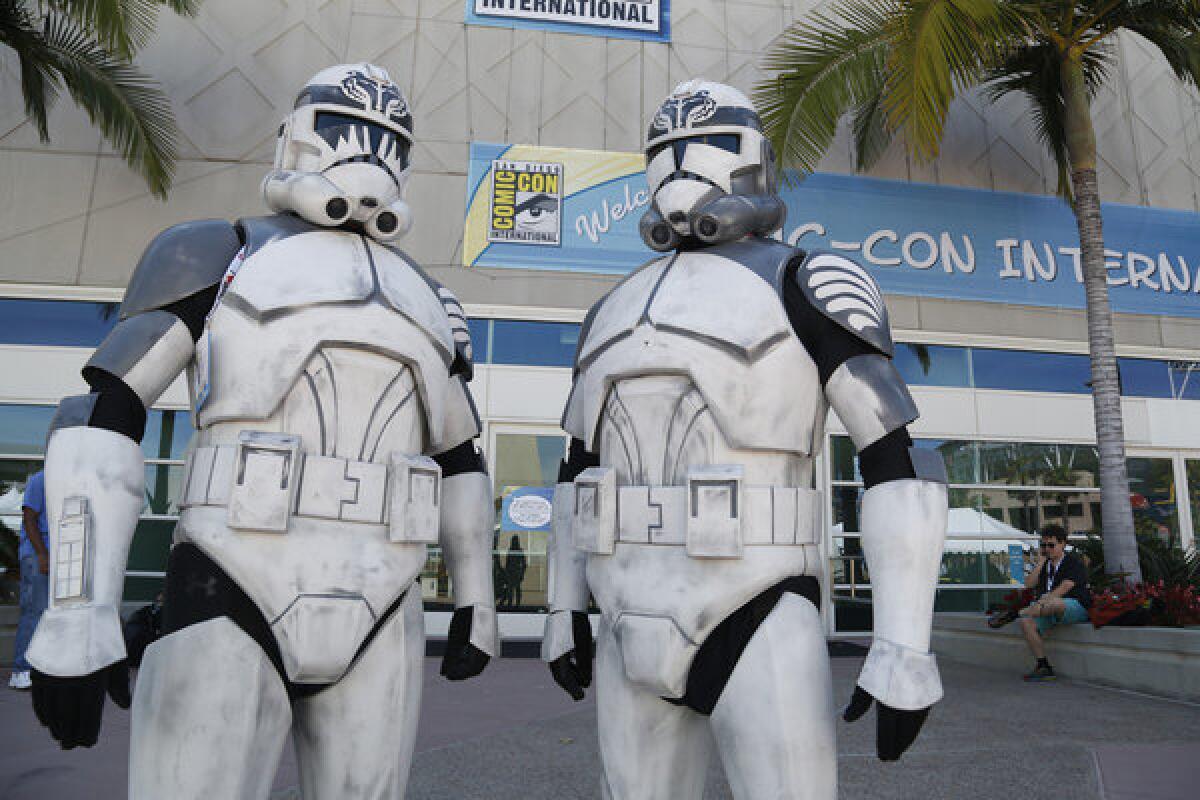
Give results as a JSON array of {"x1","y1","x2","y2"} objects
[
  {"x1": 711, "y1": 593, "x2": 837, "y2": 800},
  {"x1": 129, "y1": 617, "x2": 292, "y2": 800},
  {"x1": 291, "y1": 586, "x2": 425, "y2": 800},
  {"x1": 595, "y1": 618, "x2": 714, "y2": 800}
]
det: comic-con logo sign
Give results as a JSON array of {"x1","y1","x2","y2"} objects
[
  {"x1": 489, "y1": 160, "x2": 563, "y2": 245},
  {"x1": 472, "y1": 1, "x2": 663, "y2": 36}
]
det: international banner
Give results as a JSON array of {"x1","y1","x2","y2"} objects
[
  {"x1": 464, "y1": 142, "x2": 1200, "y2": 319},
  {"x1": 466, "y1": 0, "x2": 670, "y2": 42}
]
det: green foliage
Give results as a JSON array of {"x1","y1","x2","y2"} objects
[
  {"x1": 756, "y1": 1, "x2": 1200, "y2": 197},
  {"x1": 0, "y1": 0, "x2": 200, "y2": 197},
  {"x1": 1077, "y1": 533, "x2": 1200, "y2": 590}
]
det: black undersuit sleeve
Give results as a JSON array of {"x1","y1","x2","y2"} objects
[
  {"x1": 80, "y1": 285, "x2": 219, "y2": 444},
  {"x1": 432, "y1": 439, "x2": 487, "y2": 477},
  {"x1": 558, "y1": 438, "x2": 599, "y2": 483},
  {"x1": 781, "y1": 260, "x2": 881, "y2": 386}
]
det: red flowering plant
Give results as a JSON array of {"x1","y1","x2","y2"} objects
[
  {"x1": 994, "y1": 588, "x2": 1036, "y2": 615},
  {"x1": 1089, "y1": 581, "x2": 1200, "y2": 628}
]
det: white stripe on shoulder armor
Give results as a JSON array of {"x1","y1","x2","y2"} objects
[
  {"x1": 797, "y1": 251, "x2": 893, "y2": 357},
  {"x1": 437, "y1": 286, "x2": 472, "y2": 363}
]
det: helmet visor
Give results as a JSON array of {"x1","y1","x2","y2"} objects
[
  {"x1": 647, "y1": 133, "x2": 740, "y2": 167},
  {"x1": 314, "y1": 111, "x2": 411, "y2": 170}
]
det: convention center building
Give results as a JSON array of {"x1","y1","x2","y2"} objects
[{"x1": 1, "y1": 1, "x2": 1198, "y2": 640}]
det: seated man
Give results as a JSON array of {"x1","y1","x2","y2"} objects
[{"x1": 992, "y1": 525, "x2": 1092, "y2": 681}]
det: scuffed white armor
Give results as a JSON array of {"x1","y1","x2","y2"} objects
[
  {"x1": 177, "y1": 223, "x2": 481, "y2": 683},
  {"x1": 561, "y1": 250, "x2": 825, "y2": 698}
]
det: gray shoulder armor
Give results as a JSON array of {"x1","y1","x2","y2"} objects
[
  {"x1": 120, "y1": 219, "x2": 242, "y2": 319},
  {"x1": 793, "y1": 250, "x2": 893, "y2": 357},
  {"x1": 236, "y1": 213, "x2": 319, "y2": 259}
]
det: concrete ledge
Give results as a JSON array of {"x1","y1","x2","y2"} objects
[{"x1": 932, "y1": 612, "x2": 1200, "y2": 701}]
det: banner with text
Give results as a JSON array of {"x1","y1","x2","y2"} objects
[
  {"x1": 463, "y1": 142, "x2": 1200, "y2": 319},
  {"x1": 466, "y1": 0, "x2": 669, "y2": 42}
]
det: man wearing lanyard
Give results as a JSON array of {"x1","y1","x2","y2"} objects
[
  {"x1": 992, "y1": 524, "x2": 1092, "y2": 681},
  {"x1": 9, "y1": 470, "x2": 49, "y2": 690}
]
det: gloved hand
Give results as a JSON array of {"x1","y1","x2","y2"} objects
[
  {"x1": 32, "y1": 660, "x2": 131, "y2": 750},
  {"x1": 843, "y1": 686, "x2": 931, "y2": 761},
  {"x1": 440, "y1": 605, "x2": 491, "y2": 681},
  {"x1": 548, "y1": 611, "x2": 593, "y2": 701}
]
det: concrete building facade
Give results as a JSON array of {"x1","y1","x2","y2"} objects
[{"x1": 1, "y1": 1, "x2": 1198, "y2": 639}]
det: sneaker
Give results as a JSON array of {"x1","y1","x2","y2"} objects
[
  {"x1": 1022, "y1": 665, "x2": 1056, "y2": 682},
  {"x1": 988, "y1": 609, "x2": 1019, "y2": 629},
  {"x1": 8, "y1": 671, "x2": 31, "y2": 690}
]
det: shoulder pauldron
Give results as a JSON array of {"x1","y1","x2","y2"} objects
[{"x1": 792, "y1": 251, "x2": 894, "y2": 356}]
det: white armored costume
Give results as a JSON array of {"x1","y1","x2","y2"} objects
[
  {"x1": 25, "y1": 64, "x2": 497, "y2": 799},
  {"x1": 542, "y1": 81, "x2": 949, "y2": 799}
]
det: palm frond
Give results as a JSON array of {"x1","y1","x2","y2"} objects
[
  {"x1": 42, "y1": 13, "x2": 178, "y2": 197},
  {"x1": 881, "y1": 0, "x2": 1023, "y2": 162},
  {"x1": 851, "y1": 85, "x2": 892, "y2": 171},
  {"x1": 50, "y1": 0, "x2": 201, "y2": 59},
  {"x1": 985, "y1": 40, "x2": 1115, "y2": 200},
  {"x1": 0, "y1": 0, "x2": 61, "y2": 138},
  {"x1": 754, "y1": 0, "x2": 893, "y2": 176},
  {"x1": 1121, "y1": 19, "x2": 1200, "y2": 88}
]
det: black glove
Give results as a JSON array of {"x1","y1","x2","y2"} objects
[
  {"x1": 31, "y1": 660, "x2": 132, "y2": 750},
  {"x1": 548, "y1": 611, "x2": 593, "y2": 701},
  {"x1": 440, "y1": 606, "x2": 490, "y2": 681},
  {"x1": 843, "y1": 686, "x2": 931, "y2": 762}
]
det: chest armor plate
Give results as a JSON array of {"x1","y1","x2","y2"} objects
[
  {"x1": 192, "y1": 230, "x2": 455, "y2": 455},
  {"x1": 564, "y1": 249, "x2": 826, "y2": 461}
]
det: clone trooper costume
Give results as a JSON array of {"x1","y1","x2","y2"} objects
[
  {"x1": 25, "y1": 64, "x2": 497, "y2": 799},
  {"x1": 542, "y1": 81, "x2": 949, "y2": 799}
]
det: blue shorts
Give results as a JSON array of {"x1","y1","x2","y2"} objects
[{"x1": 1036, "y1": 598, "x2": 1089, "y2": 634}]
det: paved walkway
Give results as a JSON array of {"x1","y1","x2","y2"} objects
[{"x1": 2, "y1": 655, "x2": 1198, "y2": 799}]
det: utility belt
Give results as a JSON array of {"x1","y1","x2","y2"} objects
[
  {"x1": 571, "y1": 465, "x2": 820, "y2": 558},
  {"x1": 180, "y1": 431, "x2": 440, "y2": 543}
]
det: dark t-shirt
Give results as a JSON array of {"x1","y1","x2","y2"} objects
[{"x1": 1037, "y1": 551, "x2": 1092, "y2": 608}]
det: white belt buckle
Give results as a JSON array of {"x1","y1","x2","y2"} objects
[
  {"x1": 227, "y1": 432, "x2": 301, "y2": 532},
  {"x1": 685, "y1": 464, "x2": 744, "y2": 559},
  {"x1": 387, "y1": 453, "x2": 441, "y2": 543},
  {"x1": 573, "y1": 467, "x2": 616, "y2": 554}
]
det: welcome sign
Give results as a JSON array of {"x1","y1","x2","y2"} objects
[
  {"x1": 466, "y1": 0, "x2": 670, "y2": 42},
  {"x1": 463, "y1": 142, "x2": 1200, "y2": 320}
]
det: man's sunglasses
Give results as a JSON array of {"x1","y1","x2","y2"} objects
[{"x1": 1039, "y1": 542, "x2": 1060, "y2": 550}]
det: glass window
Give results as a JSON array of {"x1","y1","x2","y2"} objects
[
  {"x1": 1168, "y1": 361, "x2": 1200, "y2": 400},
  {"x1": 1118, "y1": 358, "x2": 1171, "y2": 398},
  {"x1": 971, "y1": 348, "x2": 1092, "y2": 394},
  {"x1": 490, "y1": 320, "x2": 579, "y2": 367},
  {"x1": 892, "y1": 343, "x2": 970, "y2": 387},
  {"x1": 978, "y1": 441, "x2": 1098, "y2": 488},
  {"x1": 142, "y1": 410, "x2": 194, "y2": 461},
  {"x1": 142, "y1": 465, "x2": 186, "y2": 515},
  {"x1": 126, "y1": 519, "x2": 175, "y2": 573},
  {"x1": 1127, "y1": 457, "x2": 1179, "y2": 547},
  {"x1": 0, "y1": 404, "x2": 56, "y2": 455},
  {"x1": 915, "y1": 439, "x2": 977, "y2": 484},
  {"x1": 0, "y1": 299, "x2": 120, "y2": 346},
  {"x1": 1188, "y1": 459, "x2": 1200, "y2": 545},
  {"x1": 829, "y1": 436, "x2": 858, "y2": 482},
  {"x1": 467, "y1": 318, "x2": 491, "y2": 363}
]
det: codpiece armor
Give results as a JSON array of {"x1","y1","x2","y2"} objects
[
  {"x1": 26, "y1": 64, "x2": 496, "y2": 800},
  {"x1": 543, "y1": 81, "x2": 948, "y2": 799}
]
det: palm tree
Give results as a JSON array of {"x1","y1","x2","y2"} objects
[
  {"x1": 755, "y1": 1, "x2": 1200, "y2": 584},
  {"x1": 1, "y1": 0, "x2": 199, "y2": 197}
]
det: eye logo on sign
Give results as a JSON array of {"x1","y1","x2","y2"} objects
[
  {"x1": 651, "y1": 89, "x2": 717, "y2": 134},
  {"x1": 488, "y1": 160, "x2": 563, "y2": 246}
]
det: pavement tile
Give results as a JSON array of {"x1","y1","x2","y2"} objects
[{"x1": 2, "y1": 656, "x2": 1198, "y2": 800}]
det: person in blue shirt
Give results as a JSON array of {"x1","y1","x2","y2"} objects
[{"x1": 9, "y1": 470, "x2": 48, "y2": 690}]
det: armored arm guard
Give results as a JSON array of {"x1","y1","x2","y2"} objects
[
  {"x1": 787, "y1": 251, "x2": 948, "y2": 711},
  {"x1": 431, "y1": 297, "x2": 498, "y2": 659},
  {"x1": 542, "y1": 438, "x2": 597, "y2": 663},
  {"x1": 26, "y1": 220, "x2": 240, "y2": 677}
]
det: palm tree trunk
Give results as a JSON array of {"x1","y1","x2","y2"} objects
[{"x1": 1061, "y1": 58, "x2": 1142, "y2": 584}]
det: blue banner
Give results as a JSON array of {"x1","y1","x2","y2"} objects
[
  {"x1": 466, "y1": 0, "x2": 670, "y2": 42},
  {"x1": 500, "y1": 486, "x2": 555, "y2": 533},
  {"x1": 464, "y1": 143, "x2": 1200, "y2": 319}
]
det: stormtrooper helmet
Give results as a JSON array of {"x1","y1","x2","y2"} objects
[
  {"x1": 263, "y1": 63, "x2": 414, "y2": 241},
  {"x1": 640, "y1": 79, "x2": 784, "y2": 251}
]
